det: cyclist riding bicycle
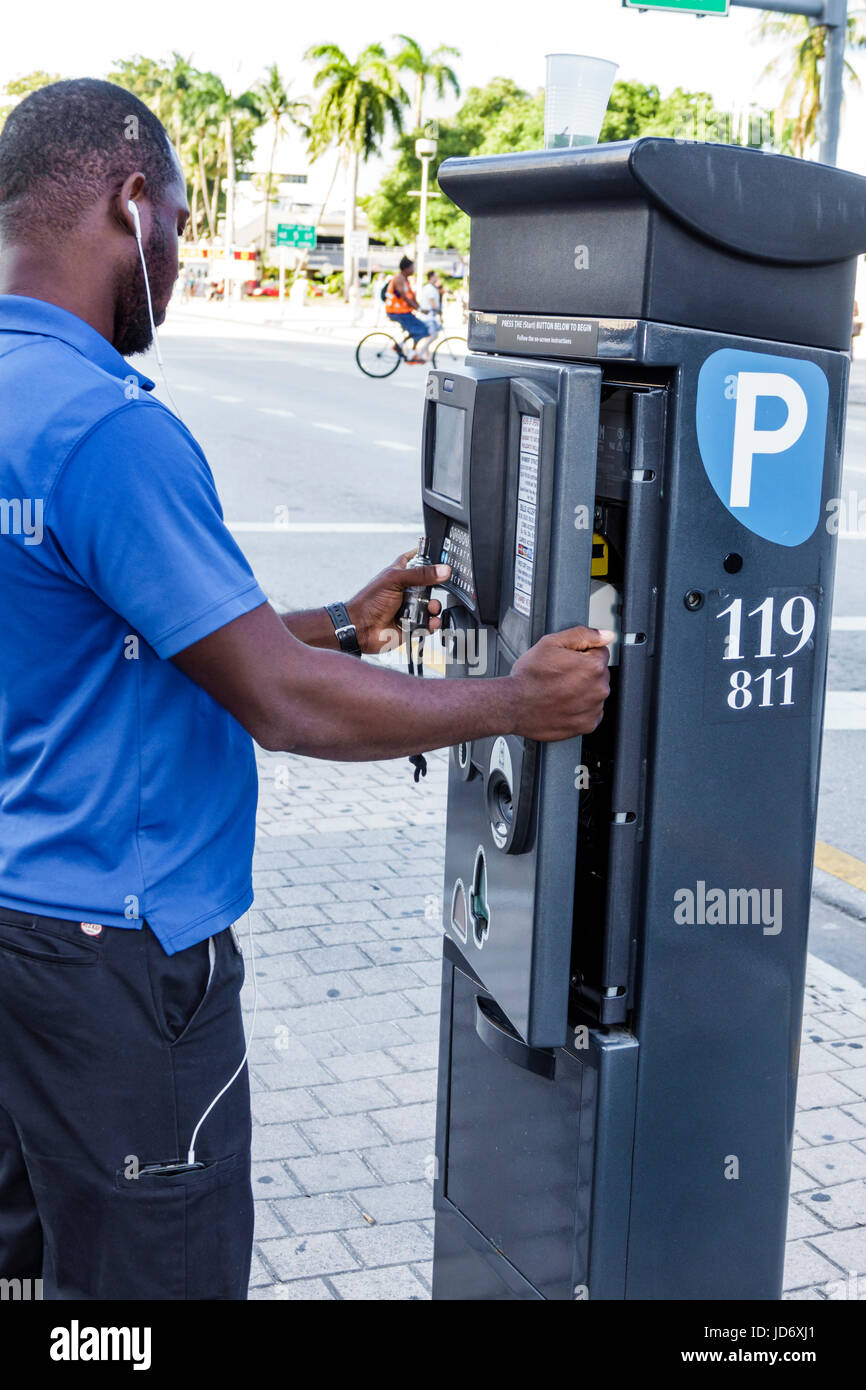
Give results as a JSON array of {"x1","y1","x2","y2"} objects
[{"x1": 384, "y1": 255, "x2": 433, "y2": 363}]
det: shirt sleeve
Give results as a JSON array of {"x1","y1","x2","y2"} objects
[{"x1": 47, "y1": 400, "x2": 268, "y2": 658}]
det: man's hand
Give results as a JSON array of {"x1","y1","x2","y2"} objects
[
  {"x1": 346, "y1": 548, "x2": 451, "y2": 655},
  {"x1": 510, "y1": 626, "x2": 614, "y2": 741},
  {"x1": 171, "y1": 603, "x2": 613, "y2": 761}
]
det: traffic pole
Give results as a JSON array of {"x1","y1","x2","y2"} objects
[
  {"x1": 819, "y1": 0, "x2": 848, "y2": 166},
  {"x1": 418, "y1": 154, "x2": 430, "y2": 284},
  {"x1": 414, "y1": 136, "x2": 438, "y2": 285},
  {"x1": 728, "y1": 0, "x2": 847, "y2": 166}
]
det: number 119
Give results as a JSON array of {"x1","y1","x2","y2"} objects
[{"x1": 717, "y1": 595, "x2": 815, "y2": 661}]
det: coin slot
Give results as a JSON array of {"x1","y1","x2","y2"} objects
[{"x1": 469, "y1": 846, "x2": 490, "y2": 948}]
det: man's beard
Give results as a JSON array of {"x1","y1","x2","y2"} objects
[{"x1": 114, "y1": 217, "x2": 172, "y2": 358}]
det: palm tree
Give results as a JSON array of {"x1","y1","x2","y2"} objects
[
  {"x1": 187, "y1": 73, "x2": 262, "y2": 244},
  {"x1": 185, "y1": 71, "x2": 225, "y2": 240},
  {"x1": 757, "y1": 11, "x2": 866, "y2": 156},
  {"x1": 254, "y1": 64, "x2": 310, "y2": 258},
  {"x1": 163, "y1": 54, "x2": 207, "y2": 239},
  {"x1": 161, "y1": 52, "x2": 197, "y2": 153},
  {"x1": 392, "y1": 35, "x2": 460, "y2": 131},
  {"x1": 306, "y1": 42, "x2": 407, "y2": 297}
]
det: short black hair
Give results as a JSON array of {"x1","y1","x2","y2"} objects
[
  {"x1": 0, "y1": 78, "x2": 177, "y2": 245},
  {"x1": 399, "y1": 255, "x2": 413, "y2": 272}
]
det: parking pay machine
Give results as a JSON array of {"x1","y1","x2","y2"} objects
[{"x1": 417, "y1": 139, "x2": 866, "y2": 1299}]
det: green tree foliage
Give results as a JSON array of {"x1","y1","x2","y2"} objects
[
  {"x1": 107, "y1": 56, "x2": 262, "y2": 242},
  {"x1": 363, "y1": 78, "x2": 534, "y2": 253},
  {"x1": 365, "y1": 76, "x2": 777, "y2": 253},
  {"x1": 599, "y1": 80, "x2": 661, "y2": 142}
]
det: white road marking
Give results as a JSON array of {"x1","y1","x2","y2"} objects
[
  {"x1": 214, "y1": 394, "x2": 242, "y2": 403},
  {"x1": 259, "y1": 407, "x2": 295, "y2": 417},
  {"x1": 227, "y1": 521, "x2": 417, "y2": 533},
  {"x1": 832, "y1": 617, "x2": 866, "y2": 630},
  {"x1": 312, "y1": 423, "x2": 352, "y2": 434},
  {"x1": 825, "y1": 692, "x2": 866, "y2": 730},
  {"x1": 838, "y1": 531, "x2": 866, "y2": 539},
  {"x1": 374, "y1": 440, "x2": 415, "y2": 453}
]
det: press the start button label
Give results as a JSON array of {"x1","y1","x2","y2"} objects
[{"x1": 469, "y1": 312, "x2": 600, "y2": 358}]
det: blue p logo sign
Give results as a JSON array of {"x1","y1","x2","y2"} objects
[{"x1": 696, "y1": 349, "x2": 829, "y2": 547}]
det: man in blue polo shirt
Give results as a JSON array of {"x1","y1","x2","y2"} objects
[{"x1": 0, "y1": 80, "x2": 611, "y2": 1300}]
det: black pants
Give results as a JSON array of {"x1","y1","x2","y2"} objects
[{"x1": 0, "y1": 908, "x2": 253, "y2": 1300}]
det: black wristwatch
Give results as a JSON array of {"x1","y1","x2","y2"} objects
[{"x1": 325, "y1": 602, "x2": 363, "y2": 658}]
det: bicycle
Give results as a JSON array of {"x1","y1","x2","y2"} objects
[{"x1": 355, "y1": 325, "x2": 468, "y2": 378}]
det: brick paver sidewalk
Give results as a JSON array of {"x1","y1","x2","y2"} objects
[{"x1": 242, "y1": 746, "x2": 866, "y2": 1301}]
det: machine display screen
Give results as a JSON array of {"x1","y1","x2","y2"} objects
[{"x1": 432, "y1": 404, "x2": 466, "y2": 503}]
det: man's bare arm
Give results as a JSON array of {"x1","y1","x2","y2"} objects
[
  {"x1": 171, "y1": 601, "x2": 612, "y2": 761},
  {"x1": 279, "y1": 608, "x2": 341, "y2": 649}
]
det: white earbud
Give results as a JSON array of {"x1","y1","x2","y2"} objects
[{"x1": 127, "y1": 198, "x2": 142, "y2": 240}]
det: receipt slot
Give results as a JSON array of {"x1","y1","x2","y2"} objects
[{"x1": 423, "y1": 139, "x2": 866, "y2": 1300}]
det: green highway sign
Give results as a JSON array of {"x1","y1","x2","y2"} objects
[
  {"x1": 276, "y1": 223, "x2": 316, "y2": 247},
  {"x1": 623, "y1": 0, "x2": 729, "y2": 13}
]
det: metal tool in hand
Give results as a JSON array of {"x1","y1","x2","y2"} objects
[{"x1": 399, "y1": 535, "x2": 433, "y2": 780}]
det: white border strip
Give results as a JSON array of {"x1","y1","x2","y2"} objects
[{"x1": 825, "y1": 692, "x2": 866, "y2": 730}]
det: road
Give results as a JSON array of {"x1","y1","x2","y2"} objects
[
  {"x1": 149, "y1": 307, "x2": 866, "y2": 982},
  {"x1": 152, "y1": 312, "x2": 427, "y2": 611}
]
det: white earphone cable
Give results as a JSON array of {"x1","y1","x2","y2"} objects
[
  {"x1": 128, "y1": 201, "x2": 184, "y2": 420},
  {"x1": 187, "y1": 910, "x2": 258, "y2": 1166}
]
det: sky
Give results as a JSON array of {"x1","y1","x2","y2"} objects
[{"x1": 3, "y1": 0, "x2": 866, "y2": 188}]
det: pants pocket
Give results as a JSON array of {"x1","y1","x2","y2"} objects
[
  {"x1": 0, "y1": 917, "x2": 100, "y2": 966},
  {"x1": 144, "y1": 925, "x2": 214, "y2": 1046},
  {"x1": 112, "y1": 1150, "x2": 253, "y2": 1300},
  {"x1": 23, "y1": 1148, "x2": 252, "y2": 1299}
]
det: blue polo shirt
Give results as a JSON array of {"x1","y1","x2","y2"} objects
[{"x1": 0, "y1": 296, "x2": 268, "y2": 954}]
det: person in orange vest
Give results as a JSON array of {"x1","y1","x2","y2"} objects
[{"x1": 384, "y1": 256, "x2": 433, "y2": 363}]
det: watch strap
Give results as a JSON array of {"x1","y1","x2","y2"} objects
[{"x1": 325, "y1": 601, "x2": 363, "y2": 657}]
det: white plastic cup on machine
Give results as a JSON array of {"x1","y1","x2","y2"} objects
[{"x1": 544, "y1": 53, "x2": 619, "y2": 151}]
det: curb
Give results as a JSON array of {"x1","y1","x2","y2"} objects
[
  {"x1": 812, "y1": 865, "x2": 866, "y2": 924},
  {"x1": 806, "y1": 947, "x2": 866, "y2": 998}
]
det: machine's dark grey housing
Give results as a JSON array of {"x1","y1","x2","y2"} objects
[
  {"x1": 439, "y1": 138, "x2": 866, "y2": 350},
  {"x1": 425, "y1": 138, "x2": 866, "y2": 1300}
]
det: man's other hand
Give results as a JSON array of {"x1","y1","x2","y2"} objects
[{"x1": 346, "y1": 548, "x2": 451, "y2": 654}]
